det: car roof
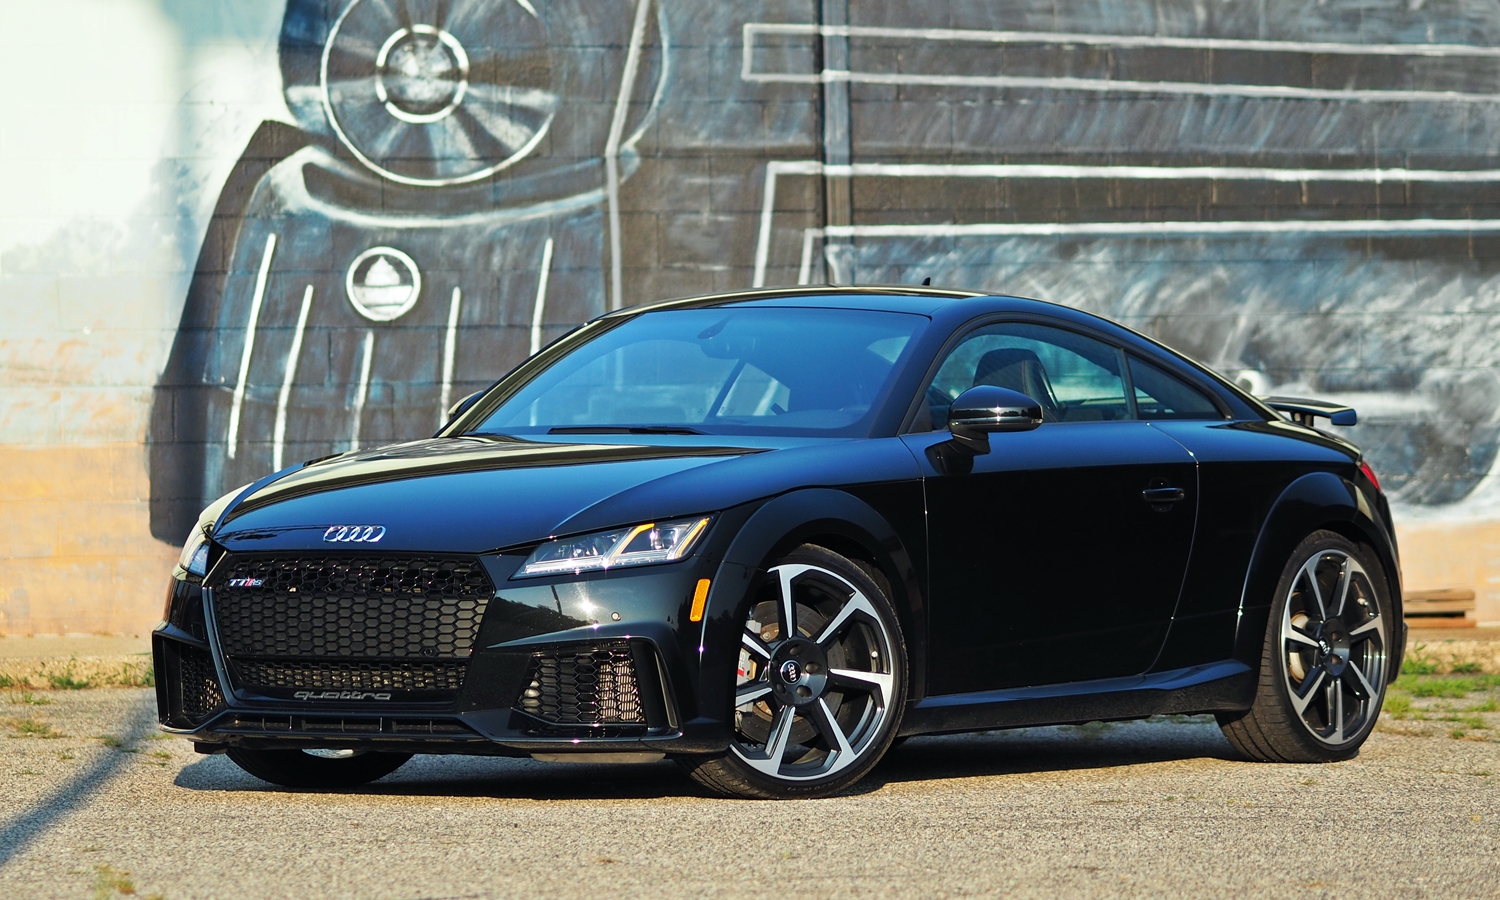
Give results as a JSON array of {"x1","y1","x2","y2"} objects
[{"x1": 605, "y1": 285, "x2": 985, "y2": 317}]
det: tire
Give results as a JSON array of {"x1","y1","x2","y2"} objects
[
  {"x1": 226, "y1": 747, "x2": 413, "y2": 788},
  {"x1": 1218, "y1": 530, "x2": 1391, "y2": 762},
  {"x1": 681, "y1": 544, "x2": 908, "y2": 799}
]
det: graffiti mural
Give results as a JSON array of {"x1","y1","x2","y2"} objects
[{"x1": 151, "y1": 0, "x2": 1500, "y2": 542}]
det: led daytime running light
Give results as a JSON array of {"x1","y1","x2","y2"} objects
[{"x1": 519, "y1": 516, "x2": 711, "y2": 577}]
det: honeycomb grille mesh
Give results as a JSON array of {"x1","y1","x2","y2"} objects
[
  {"x1": 235, "y1": 660, "x2": 467, "y2": 692},
  {"x1": 213, "y1": 556, "x2": 493, "y2": 659},
  {"x1": 518, "y1": 643, "x2": 644, "y2": 725},
  {"x1": 179, "y1": 644, "x2": 225, "y2": 722}
]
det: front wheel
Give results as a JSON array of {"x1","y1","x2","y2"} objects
[
  {"x1": 226, "y1": 747, "x2": 413, "y2": 788},
  {"x1": 681, "y1": 544, "x2": 907, "y2": 799},
  {"x1": 1218, "y1": 530, "x2": 1390, "y2": 762}
]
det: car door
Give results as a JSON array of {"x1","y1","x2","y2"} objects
[{"x1": 901, "y1": 322, "x2": 1199, "y2": 695}]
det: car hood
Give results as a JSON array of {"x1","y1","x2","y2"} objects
[{"x1": 212, "y1": 436, "x2": 763, "y2": 555}]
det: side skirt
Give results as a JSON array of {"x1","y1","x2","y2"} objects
[{"x1": 900, "y1": 660, "x2": 1254, "y2": 737}]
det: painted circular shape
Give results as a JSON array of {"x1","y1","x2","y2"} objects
[
  {"x1": 345, "y1": 247, "x2": 422, "y2": 322},
  {"x1": 320, "y1": 0, "x2": 557, "y2": 187},
  {"x1": 375, "y1": 25, "x2": 470, "y2": 124}
]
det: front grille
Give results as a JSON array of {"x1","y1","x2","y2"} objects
[
  {"x1": 517, "y1": 642, "x2": 644, "y2": 725},
  {"x1": 235, "y1": 660, "x2": 467, "y2": 692},
  {"x1": 213, "y1": 556, "x2": 493, "y2": 659},
  {"x1": 179, "y1": 644, "x2": 225, "y2": 722}
]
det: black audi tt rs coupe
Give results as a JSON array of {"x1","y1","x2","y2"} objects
[{"x1": 155, "y1": 286, "x2": 1403, "y2": 799}]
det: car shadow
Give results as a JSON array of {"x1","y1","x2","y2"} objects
[
  {"x1": 172, "y1": 719, "x2": 1240, "y2": 800},
  {"x1": 865, "y1": 718, "x2": 1239, "y2": 790}
]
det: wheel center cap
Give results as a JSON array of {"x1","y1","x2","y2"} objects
[{"x1": 769, "y1": 638, "x2": 828, "y2": 706}]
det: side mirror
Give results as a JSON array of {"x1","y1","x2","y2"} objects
[{"x1": 948, "y1": 386, "x2": 1043, "y2": 454}]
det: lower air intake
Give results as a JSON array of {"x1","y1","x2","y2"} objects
[
  {"x1": 234, "y1": 660, "x2": 467, "y2": 692},
  {"x1": 179, "y1": 644, "x2": 225, "y2": 723},
  {"x1": 517, "y1": 642, "x2": 644, "y2": 725}
]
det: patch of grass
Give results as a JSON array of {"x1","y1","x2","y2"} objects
[
  {"x1": 6, "y1": 717, "x2": 63, "y2": 739},
  {"x1": 1451, "y1": 662, "x2": 1483, "y2": 675},
  {"x1": 1383, "y1": 694, "x2": 1413, "y2": 718},
  {"x1": 1399, "y1": 676, "x2": 1480, "y2": 699},
  {"x1": 105, "y1": 664, "x2": 154, "y2": 689},
  {"x1": 59, "y1": 751, "x2": 76, "y2": 761},
  {"x1": 96, "y1": 735, "x2": 137, "y2": 752},
  {"x1": 1404, "y1": 643, "x2": 1439, "y2": 675},
  {"x1": 92, "y1": 864, "x2": 140, "y2": 900},
  {"x1": 0, "y1": 674, "x2": 16, "y2": 689},
  {"x1": 9, "y1": 691, "x2": 52, "y2": 706},
  {"x1": 1062, "y1": 720, "x2": 1114, "y2": 739},
  {"x1": 1468, "y1": 698, "x2": 1500, "y2": 713},
  {"x1": 47, "y1": 660, "x2": 92, "y2": 691}
]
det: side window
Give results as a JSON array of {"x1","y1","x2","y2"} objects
[
  {"x1": 1128, "y1": 356, "x2": 1223, "y2": 420},
  {"x1": 918, "y1": 323, "x2": 1130, "y2": 430}
]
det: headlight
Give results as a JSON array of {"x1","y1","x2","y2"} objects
[
  {"x1": 177, "y1": 532, "x2": 211, "y2": 578},
  {"x1": 518, "y1": 516, "x2": 712, "y2": 578},
  {"x1": 174, "y1": 485, "x2": 248, "y2": 579}
]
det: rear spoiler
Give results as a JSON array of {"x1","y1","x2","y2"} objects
[{"x1": 1260, "y1": 396, "x2": 1357, "y2": 427}]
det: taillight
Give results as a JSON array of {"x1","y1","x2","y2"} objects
[{"x1": 1359, "y1": 459, "x2": 1381, "y2": 492}]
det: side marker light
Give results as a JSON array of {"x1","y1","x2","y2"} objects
[{"x1": 689, "y1": 578, "x2": 711, "y2": 622}]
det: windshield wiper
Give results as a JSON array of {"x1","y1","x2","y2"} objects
[{"x1": 548, "y1": 425, "x2": 709, "y2": 436}]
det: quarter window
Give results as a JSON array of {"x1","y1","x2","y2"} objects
[{"x1": 1128, "y1": 356, "x2": 1223, "y2": 420}]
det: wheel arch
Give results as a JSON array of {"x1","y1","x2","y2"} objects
[
  {"x1": 701, "y1": 488, "x2": 926, "y2": 708},
  {"x1": 1233, "y1": 471, "x2": 1405, "y2": 680}
]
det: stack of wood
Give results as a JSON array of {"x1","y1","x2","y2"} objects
[{"x1": 1404, "y1": 588, "x2": 1477, "y2": 628}]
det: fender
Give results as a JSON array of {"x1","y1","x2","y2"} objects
[
  {"x1": 1233, "y1": 471, "x2": 1405, "y2": 680},
  {"x1": 691, "y1": 488, "x2": 925, "y2": 735}
]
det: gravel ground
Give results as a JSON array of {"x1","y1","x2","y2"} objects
[{"x1": 0, "y1": 688, "x2": 1497, "y2": 900}]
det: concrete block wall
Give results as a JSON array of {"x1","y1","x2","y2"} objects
[{"x1": 3, "y1": 0, "x2": 1500, "y2": 633}]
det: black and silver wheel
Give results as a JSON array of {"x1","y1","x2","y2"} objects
[
  {"x1": 682, "y1": 544, "x2": 907, "y2": 799},
  {"x1": 1219, "y1": 530, "x2": 1389, "y2": 762},
  {"x1": 226, "y1": 747, "x2": 412, "y2": 789}
]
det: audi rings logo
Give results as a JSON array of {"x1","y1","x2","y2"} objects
[{"x1": 323, "y1": 525, "x2": 386, "y2": 543}]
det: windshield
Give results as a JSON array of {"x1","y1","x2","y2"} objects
[{"x1": 469, "y1": 306, "x2": 928, "y2": 437}]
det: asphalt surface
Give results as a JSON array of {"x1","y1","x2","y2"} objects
[{"x1": 1, "y1": 689, "x2": 1497, "y2": 900}]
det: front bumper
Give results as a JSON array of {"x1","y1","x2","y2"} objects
[{"x1": 155, "y1": 550, "x2": 743, "y2": 757}]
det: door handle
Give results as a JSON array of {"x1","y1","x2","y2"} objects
[{"x1": 1141, "y1": 486, "x2": 1186, "y2": 504}]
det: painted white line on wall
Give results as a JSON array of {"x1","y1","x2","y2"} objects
[
  {"x1": 226, "y1": 233, "x2": 277, "y2": 459},
  {"x1": 350, "y1": 330, "x2": 374, "y2": 451},
  {"x1": 439, "y1": 287, "x2": 462, "y2": 425},
  {"x1": 605, "y1": 0, "x2": 654, "y2": 312},
  {"x1": 742, "y1": 23, "x2": 1500, "y2": 103},
  {"x1": 272, "y1": 284, "x2": 313, "y2": 472},
  {"x1": 744, "y1": 23, "x2": 1500, "y2": 61},
  {"x1": 531, "y1": 237, "x2": 555, "y2": 355},
  {"x1": 792, "y1": 218, "x2": 1500, "y2": 283},
  {"x1": 752, "y1": 161, "x2": 1500, "y2": 285}
]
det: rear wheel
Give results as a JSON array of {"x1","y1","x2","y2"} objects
[
  {"x1": 681, "y1": 544, "x2": 907, "y2": 799},
  {"x1": 226, "y1": 747, "x2": 412, "y2": 788},
  {"x1": 1218, "y1": 530, "x2": 1389, "y2": 762}
]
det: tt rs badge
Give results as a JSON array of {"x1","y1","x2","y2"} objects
[{"x1": 323, "y1": 525, "x2": 386, "y2": 543}]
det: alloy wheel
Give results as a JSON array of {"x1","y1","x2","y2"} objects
[
  {"x1": 729, "y1": 562, "x2": 898, "y2": 782},
  {"x1": 1280, "y1": 548, "x2": 1386, "y2": 745}
]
